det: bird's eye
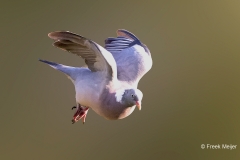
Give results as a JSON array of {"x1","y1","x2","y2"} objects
[{"x1": 131, "y1": 94, "x2": 134, "y2": 98}]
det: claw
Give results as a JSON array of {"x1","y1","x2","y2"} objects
[
  {"x1": 72, "y1": 119, "x2": 75, "y2": 124},
  {"x1": 72, "y1": 106, "x2": 77, "y2": 110},
  {"x1": 72, "y1": 104, "x2": 89, "y2": 124},
  {"x1": 82, "y1": 114, "x2": 87, "y2": 124}
]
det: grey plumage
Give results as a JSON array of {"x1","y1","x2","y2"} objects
[
  {"x1": 39, "y1": 29, "x2": 151, "y2": 122},
  {"x1": 105, "y1": 29, "x2": 152, "y2": 87}
]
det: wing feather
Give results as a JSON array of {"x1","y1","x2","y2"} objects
[
  {"x1": 48, "y1": 31, "x2": 117, "y2": 80},
  {"x1": 105, "y1": 29, "x2": 152, "y2": 85}
]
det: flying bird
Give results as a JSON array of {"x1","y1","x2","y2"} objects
[{"x1": 39, "y1": 29, "x2": 152, "y2": 124}]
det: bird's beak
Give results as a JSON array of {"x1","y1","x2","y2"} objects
[{"x1": 136, "y1": 101, "x2": 141, "y2": 110}]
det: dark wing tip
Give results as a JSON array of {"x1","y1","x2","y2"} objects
[
  {"x1": 48, "y1": 31, "x2": 69, "y2": 40},
  {"x1": 48, "y1": 31, "x2": 61, "y2": 39},
  {"x1": 48, "y1": 32, "x2": 54, "y2": 38},
  {"x1": 116, "y1": 29, "x2": 139, "y2": 41},
  {"x1": 116, "y1": 29, "x2": 151, "y2": 55},
  {"x1": 48, "y1": 31, "x2": 87, "y2": 44},
  {"x1": 53, "y1": 41, "x2": 64, "y2": 48}
]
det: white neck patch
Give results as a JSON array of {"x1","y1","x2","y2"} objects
[{"x1": 115, "y1": 89, "x2": 125, "y2": 103}]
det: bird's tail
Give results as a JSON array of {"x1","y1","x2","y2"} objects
[{"x1": 39, "y1": 59, "x2": 77, "y2": 82}]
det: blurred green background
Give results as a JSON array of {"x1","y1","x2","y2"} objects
[{"x1": 1, "y1": 0, "x2": 240, "y2": 159}]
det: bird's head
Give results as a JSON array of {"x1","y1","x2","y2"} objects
[{"x1": 115, "y1": 89, "x2": 143, "y2": 110}]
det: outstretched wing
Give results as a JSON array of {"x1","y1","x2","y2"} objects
[
  {"x1": 105, "y1": 29, "x2": 152, "y2": 85},
  {"x1": 48, "y1": 31, "x2": 117, "y2": 81}
]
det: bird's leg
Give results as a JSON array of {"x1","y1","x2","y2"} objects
[{"x1": 72, "y1": 104, "x2": 89, "y2": 124}]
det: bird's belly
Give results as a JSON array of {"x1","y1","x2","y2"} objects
[
  {"x1": 75, "y1": 84, "x2": 99, "y2": 107},
  {"x1": 75, "y1": 90, "x2": 98, "y2": 107},
  {"x1": 95, "y1": 105, "x2": 136, "y2": 120},
  {"x1": 74, "y1": 72, "x2": 103, "y2": 106}
]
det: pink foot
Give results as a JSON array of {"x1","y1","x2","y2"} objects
[{"x1": 72, "y1": 104, "x2": 89, "y2": 124}]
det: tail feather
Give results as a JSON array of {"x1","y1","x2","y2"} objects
[
  {"x1": 39, "y1": 59, "x2": 59, "y2": 69},
  {"x1": 39, "y1": 59, "x2": 77, "y2": 81}
]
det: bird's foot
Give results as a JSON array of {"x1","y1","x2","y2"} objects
[{"x1": 72, "y1": 104, "x2": 89, "y2": 124}]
